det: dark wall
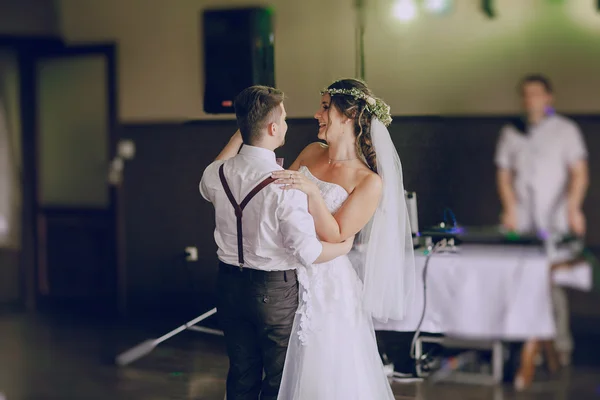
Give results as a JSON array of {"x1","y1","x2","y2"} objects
[
  {"x1": 120, "y1": 116, "x2": 600, "y2": 319},
  {"x1": 0, "y1": 0, "x2": 59, "y2": 36},
  {"x1": 0, "y1": 249, "x2": 19, "y2": 303}
]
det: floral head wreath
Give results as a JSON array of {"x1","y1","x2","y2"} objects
[{"x1": 320, "y1": 87, "x2": 393, "y2": 127}]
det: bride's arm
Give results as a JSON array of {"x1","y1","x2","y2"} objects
[
  {"x1": 215, "y1": 130, "x2": 243, "y2": 161},
  {"x1": 275, "y1": 142, "x2": 381, "y2": 242},
  {"x1": 307, "y1": 174, "x2": 382, "y2": 243},
  {"x1": 272, "y1": 169, "x2": 382, "y2": 243}
]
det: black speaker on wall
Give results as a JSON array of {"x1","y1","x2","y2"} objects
[{"x1": 203, "y1": 7, "x2": 275, "y2": 114}]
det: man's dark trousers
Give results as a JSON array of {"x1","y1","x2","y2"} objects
[{"x1": 217, "y1": 262, "x2": 298, "y2": 400}]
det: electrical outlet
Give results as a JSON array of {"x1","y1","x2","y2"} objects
[{"x1": 185, "y1": 246, "x2": 198, "y2": 262}]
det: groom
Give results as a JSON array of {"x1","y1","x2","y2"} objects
[{"x1": 200, "y1": 85, "x2": 352, "y2": 400}]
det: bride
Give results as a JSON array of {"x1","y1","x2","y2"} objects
[{"x1": 272, "y1": 78, "x2": 415, "y2": 399}]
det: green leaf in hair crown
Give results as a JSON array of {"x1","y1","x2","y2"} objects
[{"x1": 320, "y1": 87, "x2": 393, "y2": 127}]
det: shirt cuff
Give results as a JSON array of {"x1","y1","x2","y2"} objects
[
  {"x1": 567, "y1": 150, "x2": 588, "y2": 166},
  {"x1": 495, "y1": 155, "x2": 511, "y2": 169},
  {"x1": 296, "y1": 239, "x2": 323, "y2": 267},
  {"x1": 199, "y1": 180, "x2": 210, "y2": 202},
  {"x1": 199, "y1": 160, "x2": 224, "y2": 202}
]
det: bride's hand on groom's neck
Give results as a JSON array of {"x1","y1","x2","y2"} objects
[{"x1": 215, "y1": 130, "x2": 243, "y2": 161}]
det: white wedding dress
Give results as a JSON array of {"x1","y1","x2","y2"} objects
[{"x1": 277, "y1": 166, "x2": 395, "y2": 400}]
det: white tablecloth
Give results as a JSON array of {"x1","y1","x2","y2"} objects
[{"x1": 374, "y1": 245, "x2": 558, "y2": 340}]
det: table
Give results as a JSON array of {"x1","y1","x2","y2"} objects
[
  {"x1": 374, "y1": 244, "x2": 592, "y2": 388},
  {"x1": 374, "y1": 244, "x2": 556, "y2": 340}
]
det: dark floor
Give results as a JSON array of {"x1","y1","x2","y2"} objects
[{"x1": 0, "y1": 311, "x2": 599, "y2": 400}]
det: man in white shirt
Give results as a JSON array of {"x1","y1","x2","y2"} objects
[
  {"x1": 495, "y1": 74, "x2": 589, "y2": 366},
  {"x1": 200, "y1": 86, "x2": 353, "y2": 400}
]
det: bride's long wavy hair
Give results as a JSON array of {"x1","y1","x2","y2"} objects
[{"x1": 326, "y1": 79, "x2": 378, "y2": 173}]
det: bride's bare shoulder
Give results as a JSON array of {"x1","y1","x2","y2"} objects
[
  {"x1": 355, "y1": 167, "x2": 382, "y2": 192},
  {"x1": 304, "y1": 141, "x2": 328, "y2": 153},
  {"x1": 291, "y1": 141, "x2": 327, "y2": 170},
  {"x1": 298, "y1": 142, "x2": 327, "y2": 161}
]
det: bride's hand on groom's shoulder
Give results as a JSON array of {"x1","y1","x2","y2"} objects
[{"x1": 271, "y1": 169, "x2": 319, "y2": 198}]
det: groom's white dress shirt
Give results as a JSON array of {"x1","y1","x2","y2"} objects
[{"x1": 200, "y1": 145, "x2": 323, "y2": 271}]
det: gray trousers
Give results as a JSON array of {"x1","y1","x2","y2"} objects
[
  {"x1": 217, "y1": 262, "x2": 298, "y2": 400},
  {"x1": 552, "y1": 286, "x2": 573, "y2": 354}
]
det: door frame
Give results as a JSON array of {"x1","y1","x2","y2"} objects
[
  {"x1": 15, "y1": 40, "x2": 126, "y2": 316},
  {"x1": 0, "y1": 35, "x2": 62, "y2": 311}
]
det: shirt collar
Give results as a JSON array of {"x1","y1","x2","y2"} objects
[{"x1": 238, "y1": 145, "x2": 277, "y2": 163}]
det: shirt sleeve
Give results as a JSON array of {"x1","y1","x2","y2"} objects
[
  {"x1": 494, "y1": 125, "x2": 513, "y2": 170},
  {"x1": 564, "y1": 123, "x2": 588, "y2": 166},
  {"x1": 199, "y1": 160, "x2": 225, "y2": 203},
  {"x1": 277, "y1": 189, "x2": 323, "y2": 267}
]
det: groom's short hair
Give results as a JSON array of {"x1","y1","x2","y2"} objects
[{"x1": 234, "y1": 86, "x2": 285, "y2": 145}]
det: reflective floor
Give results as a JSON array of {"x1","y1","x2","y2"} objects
[{"x1": 0, "y1": 311, "x2": 599, "y2": 399}]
